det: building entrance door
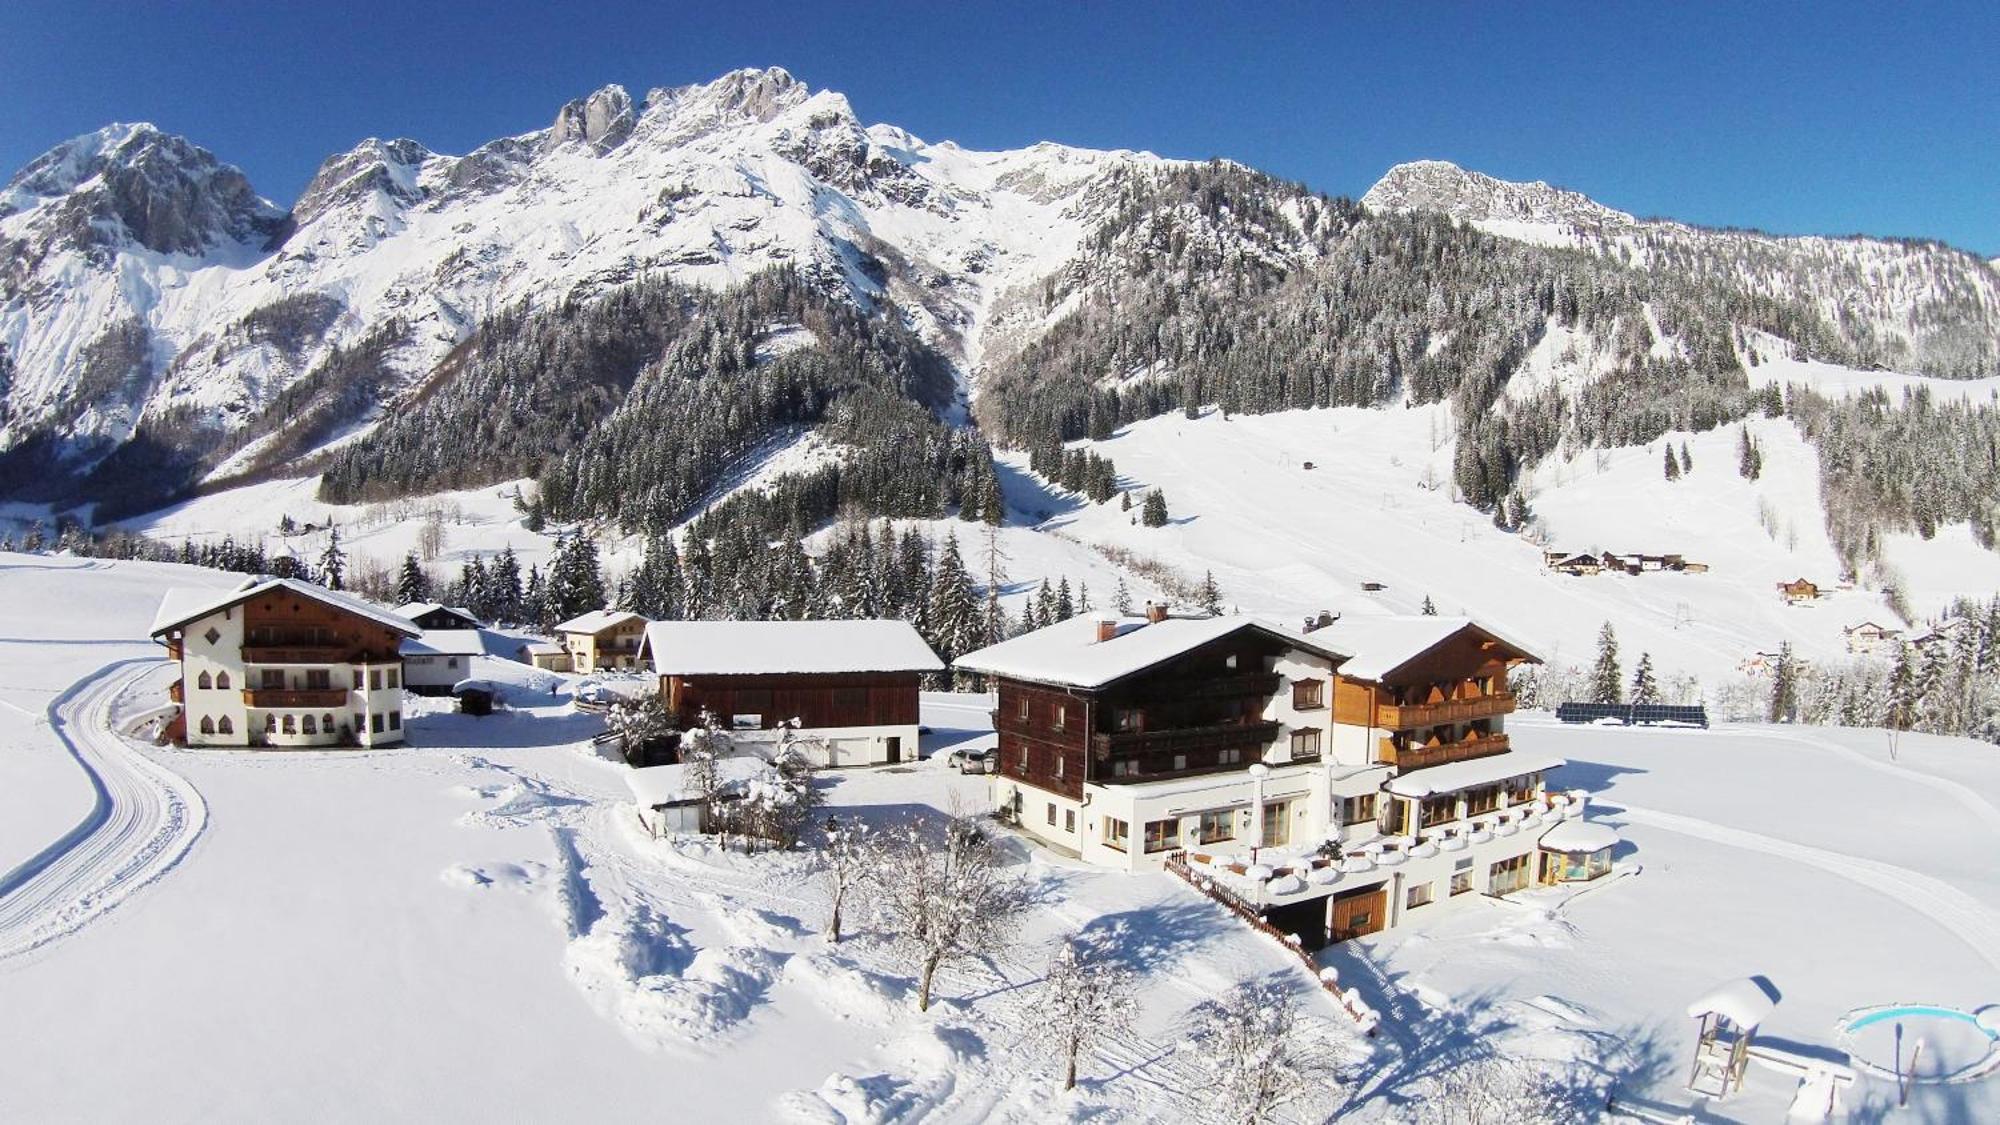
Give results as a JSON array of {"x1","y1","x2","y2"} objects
[
  {"x1": 1328, "y1": 884, "x2": 1387, "y2": 942},
  {"x1": 885, "y1": 736, "x2": 902, "y2": 764}
]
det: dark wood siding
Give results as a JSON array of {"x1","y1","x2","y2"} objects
[
  {"x1": 240, "y1": 591, "x2": 406, "y2": 662},
  {"x1": 993, "y1": 629, "x2": 1293, "y2": 797},
  {"x1": 994, "y1": 681, "x2": 1090, "y2": 801},
  {"x1": 668, "y1": 671, "x2": 920, "y2": 730}
]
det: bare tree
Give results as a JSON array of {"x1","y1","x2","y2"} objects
[
  {"x1": 1411, "y1": 1054, "x2": 1588, "y2": 1124},
  {"x1": 818, "y1": 815, "x2": 876, "y2": 944},
  {"x1": 872, "y1": 813, "x2": 1027, "y2": 1011},
  {"x1": 1184, "y1": 982, "x2": 1334, "y2": 1124},
  {"x1": 1027, "y1": 933, "x2": 1135, "y2": 1091},
  {"x1": 418, "y1": 509, "x2": 446, "y2": 561}
]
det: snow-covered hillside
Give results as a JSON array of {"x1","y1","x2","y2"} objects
[
  {"x1": 1365, "y1": 159, "x2": 2000, "y2": 380},
  {"x1": 1043, "y1": 406, "x2": 2000, "y2": 688},
  {"x1": 0, "y1": 67, "x2": 1160, "y2": 470}
]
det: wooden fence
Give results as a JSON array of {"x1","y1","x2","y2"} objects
[{"x1": 1163, "y1": 851, "x2": 1379, "y2": 1036}]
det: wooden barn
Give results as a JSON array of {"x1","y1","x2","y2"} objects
[{"x1": 638, "y1": 620, "x2": 944, "y2": 766}]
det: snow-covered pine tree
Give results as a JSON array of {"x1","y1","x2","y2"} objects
[
  {"x1": 1768, "y1": 642, "x2": 1799, "y2": 723},
  {"x1": 1630, "y1": 652, "x2": 1659, "y2": 705},
  {"x1": 397, "y1": 550, "x2": 430, "y2": 604},
  {"x1": 1663, "y1": 444, "x2": 1681, "y2": 481},
  {"x1": 1141, "y1": 489, "x2": 1169, "y2": 527},
  {"x1": 1027, "y1": 934, "x2": 1135, "y2": 1091},
  {"x1": 1590, "y1": 621, "x2": 1623, "y2": 704},
  {"x1": 1113, "y1": 576, "x2": 1134, "y2": 615},
  {"x1": 1679, "y1": 441, "x2": 1693, "y2": 474},
  {"x1": 317, "y1": 529, "x2": 346, "y2": 591},
  {"x1": 925, "y1": 530, "x2": 981, "y2": 670},
  {"x1": 1198, "y1": 570, "x2": 1223, "y2": 616},
  {"x1": 1420, "y1": 595, "x2": 1437, "y2": 615},
  {"x1": 1055, "y1": 577, "x2": 1075, "y2": 621}
]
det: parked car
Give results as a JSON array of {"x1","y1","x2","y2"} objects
[{"x1": 949, "y1": 747, "x2": 994, "y2": 774}]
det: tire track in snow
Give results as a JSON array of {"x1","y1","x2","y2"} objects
[
  {"x1": 1746, "y1": 726, "x2": 2000, "y2": 837},
  {"x1": 1611, "y1": 802, "x2": 2000, "y2": 972},
  {"x1": 0, "y1": 660, "x2": 206, "y2": 964}
]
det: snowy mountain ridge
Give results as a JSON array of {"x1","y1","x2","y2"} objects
[
  {"x1": 0, "y1": 67, "x2": 1164, "y2": 485},
  {"x1": 4, "y1": 66, "x2": 1998, "y2": 520},
  {"x1": 1364, "y1": 159, "x2": 2000, "y2": 379}
]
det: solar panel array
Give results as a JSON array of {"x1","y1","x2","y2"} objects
[{"x1": 1555, "y1": 702, "x2": 1709, "y2": 728}]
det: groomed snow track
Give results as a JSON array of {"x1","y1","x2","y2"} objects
[{"x1": 0, "y1": 659, "x2": 206, "y2": 963}]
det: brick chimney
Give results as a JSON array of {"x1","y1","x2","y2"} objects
[
  {"x1": 1145, "y1": 602, "x2": 1170, "y2": 624},
  {"x1": 1095, "y1": 615, "x2": 1120, "y2": 643}
]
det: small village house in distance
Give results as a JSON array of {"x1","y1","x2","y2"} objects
[
  {"x1": 554, "y1": 609, "x2": 648, "y2": 673},
  {"x1": 400, "y1": 630, "x2": 487, "y2": 694},
  {"x1": 394, "y1": 601, "x2": 482, "y2": 631},
  {"x1": 954, "y1": 605, "x2": 1609, "y2": 948},
  {"x1": 150, "y1": 577, "x2": 417, "y2": 748},
  {"x1": 639, "y1": 619, "x2": 943, "y2": 765}
]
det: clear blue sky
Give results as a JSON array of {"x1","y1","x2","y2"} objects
[{"x1": 4, "y1": 1, "x2": 1994, "y2": 254}]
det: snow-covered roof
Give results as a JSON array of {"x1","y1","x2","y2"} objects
[
  {"x1": 625, "y1": 757, "x2": 767, "y2": 806},
  {"x1": 1384, "y1": 750, "x2": 1565, "y2": 797},
  {"x1": 554, "y1": 609, "x2": 647, "y2": 635},
  {"x1": 519, "y1": 640, "x2": 564, "y2": 656},
  {"x1": 400, "y1": 629, "x2": 486, "y2": 657},
  {"x1": 1539, "y1": 818, "x2": 1620, "y2": 853},
  {"x1": 395, "y1": 601, "x2": 480, "y2": 623},
  {"x1": 1687, "y1": 978, "x2": 1780, "y2": 1030},
  {"x1": 1310, "y1": 615, "x2": 1540, "y2": 683},
  {"x1": 953, "y1": 613, "x2": 1347, "y2": 690},
  {"x1": 452, "y1": 679, "x2": 498, "y2": 695},
  {"x1": 150, "y1": 577, "x2": 419, "y2": 639},
  {"x1": 642, "y1": 620, "x2": 943, "y2": 676}
]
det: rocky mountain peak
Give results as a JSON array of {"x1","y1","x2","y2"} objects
[
  {"x1": 292, "y1": 137, "x2": 435, "y2": 228},
  {"x1": 2, "y1": 123, "x2": 286, "y2": 256},
  {"x1": 1362, "y1": 159, "x2": 1633, "y2": 232},
  {"x1": 547, "y1": 84, "x2": 636, "y2": 154}
]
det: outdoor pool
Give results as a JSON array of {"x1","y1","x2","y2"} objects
[{"x1": 1836, "y1": 1005, "x2": 2000, "y2": 1085}]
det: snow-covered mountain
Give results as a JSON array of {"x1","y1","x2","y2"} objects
[
  {"x1": 1364, "y1": 159, "x2": 2000, "y2": 379},
  {"x1": 0, "y1": 67, "x2": 1160, "y2": 484}
]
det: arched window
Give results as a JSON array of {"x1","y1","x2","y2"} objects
[
  {"x1": 265, "y1": 714, "x2": 277, "y2": 733},
  {"x1": 197, "y1": 671, "x2": 213, "y2": 690},
  {"x1": 198, "y1": 715, "x2": 215, "y2": 735},
  {"x1": 322, "y1": 714, "x2": 335, "y2": 734},
  {"x1": 282, "y1": 714, "x2": 296, "y2": 734},
  {"x1": 216, "y1": 671, "x2": 231, "y2": 689},
  {"x1": 302, "y1": 714, "x2": 317, "y2": 734},
  {"x1": 217, "y1": 716, "x2": 233, "y2": 735}
]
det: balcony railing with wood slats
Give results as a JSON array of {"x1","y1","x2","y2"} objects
[
  {"x1": 242, "y1": 688, "x2": 348, "y2": 708},
  {"x1": 1376, "y1": 692, "x2": 1515, "y2": 729},
  {"x1": 1378, "y1": 732, "x2": 1511, "y2": 771}
]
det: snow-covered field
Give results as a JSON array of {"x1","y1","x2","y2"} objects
[{"x1": 7, "y1": 554, "x2": 2000, "y2": 1120}]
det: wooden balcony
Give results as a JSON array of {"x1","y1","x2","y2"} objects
[
  {"x1": 1092, "y1": 720, "x2": 1280, "y2": 759},
  {"x1": 1376, "y1": 692, "x2": 1515, "y2": 729},
  {"x1": 1150, "y1": 671, "x2": 1282, "y2": 704},
  {"x1": 1379, "y1": 732, "x2": 1511, "y2": 771},
  {"x1": 242, "y1": 645, "x2": 350, "y2": 665},
  {"x1": 243, "y1": 688, "x2": 348, "y2": 708}
]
